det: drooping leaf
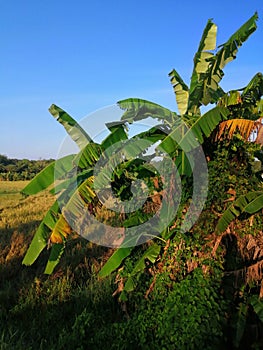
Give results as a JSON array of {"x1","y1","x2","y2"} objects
[
  {"x1": 50, "y1": 214, "x2": 73, "y2": 244},
  {"x1": 22, "y1": 184, "x2": 77, "y2": 267},
  {"x1": 21, "y1": 154, "x2": 75, "y2": 195},
  {"x1": 241, "y1": 72, "x2": 263, "y2": 105},
  {"x1": 158, "y1": 106, "x2": 229, "y2": 155},
  {"x1": 44, "y1": 243, "x2": 65, "y2": 274},
  {"x1": 22, "y1": 201, "x2": 60, "y2": 266},
  {"x1": 134, "y1": 124, "x2": 169, "y2": 144},
  {"x1": 122, "y1": 243, "x2": 161, "y2": 293},
  {"x1": 216, "y1": 119, "x2": 257, "y2": 141},
  {"x1": 49, "y1": 104, "x2": 92, "y2": 148},
  {"x1": 118, "y1": 98, "x2": 177, "y2": 126},
  {"x1": 98, "y1": 247, "x2": 133, "y2": 278},
  {"x1": 215, "y1": 191, "x2": 263, "y2": 233}
]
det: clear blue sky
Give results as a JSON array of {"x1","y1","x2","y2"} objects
[{"x1": 1, "y1": 0, "x2": 263, "y2": 159}]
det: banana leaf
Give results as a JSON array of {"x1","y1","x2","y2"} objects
[
  {"x1": 44, "y1": 243, "x2": 65, "y2": 274},
  {"x1": 73, "y1": 142, "x2": 101, "y2": 169},
  {"x1": 118, "y1": 98, "x2": 177, "y2": 126},
  {"x1": 188, "y1": 12, "x2": 258, "y2": 111},
  {"x1": 101, "y1": 122, "x2": 128, "y2": 150},
  {"x1": 158, "y1": 106, "x2": 229, "y2": 156},
  {"x1": 98, "y1": 247, "x2": 133, "y2": 278},
  {"x1": 215, "y1": 191, "x2": 263, "y2": 233},
  {"x1": 49, "y1": 104, "x2": 92, "y2": 148},
  {"x1": 22, "y1": 184, "x2": 77, "y2": 267},
  {"x1": 121, "y1": 243, "x2": 160, "y2": 293},
  {"x1": 169, "y1": 69, "x2": 189, "y2": 115},
  {"x1": 21, "y1": 154, "x2": 75, "y2": 195},
  {"x1": 188, "y1": 19, "x2": 217, "y2": 113},
  {"x1": 22, "y1": 201, "x2": 60, "y2": 266}
]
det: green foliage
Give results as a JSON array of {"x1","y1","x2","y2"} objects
[
  {"x1": 49, "y1": 104, "x2": 92, "y2": 147},
  {"x1": 21, "y1": 154, "x2": 75, "y2": 195},
  {"x1": 13, "y1": 13, "x2": 263, "y2": 349},
  {"x1": 0, "y1": 155, "x2": 54, "y2": 181},
  {"x1": 216, "y1": 191, "x2": 263, "y2": 234}
]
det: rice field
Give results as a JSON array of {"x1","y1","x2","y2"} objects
[{"x1": 0, "y1": 181, "x2": 115, "y2": 350}]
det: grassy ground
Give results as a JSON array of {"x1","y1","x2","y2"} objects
[
  {"x1": 0, "y1": 181, "x2": 54, "y2": 265},
  {"x1": 0, "y1": 181, "x2": 118, "y2": 350}
]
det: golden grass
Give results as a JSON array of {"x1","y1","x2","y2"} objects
[{"x1": 0, "y1": 181, "x2": 54, "y2": 263}]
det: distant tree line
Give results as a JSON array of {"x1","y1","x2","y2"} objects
[{"x1": 0, "y1": 154, "x2": 54, "y2": 181}]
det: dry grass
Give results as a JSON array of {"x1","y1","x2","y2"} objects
[
  {"x1": 0, "y1": 181, "x2": 54, "y2": 267},
  {"x1": 0, "y1": 181, "x2": 117, "y2": 350}
]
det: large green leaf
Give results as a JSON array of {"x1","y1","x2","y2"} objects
[
  {"x1": 188, "y1": 12, "x2": 258, "y2": 111},
  {"x1": 118, "y1": 98, "x2": 177, "y2": 126},
  {"x1": 158, "y1": 106, "x2": 229, "y2": 155},
  {"x1": 22, "y1": 184, "x2": 77, "y2": 267},
  {"x1": 44, "y1": 243, "x2": 65, "y2": 274},
  {"x1": 22, "y1": 201, "x2": 60, "y2": 266},
  {"x1": 98, "y1": 247, "x2": 133, "y2": 278},
  {"x1": 188, "y1": 19, "x2": 217, "y2": 113},
  {"x1": 101, "y1": 122, "x2": 128, "y2": 150},
  {"x1": 169, "y1": 69, "x2": 189, "y2": 115},
  {"x1": 241, "y1": 72, "x2": 263, "y2": 106},
  {"x1": 49, "y1": 104, "x2": 92, "y2": 148},
  {"x1": 215, "y1": 191, "x2": 263, "y2": 233},
  {"x1": 21, "y1": 154, "x2": 75, "y2": 195},
  {"x1": 122, "y1": 243, "x2": 161, "y2": 293},
  {"x1": 73, "y1": 142, "x2": 101, "y2": 169}
]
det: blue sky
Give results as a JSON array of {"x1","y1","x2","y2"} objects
[{"x1": 1, "y1": 0, "x2": 263, "y2": 159}]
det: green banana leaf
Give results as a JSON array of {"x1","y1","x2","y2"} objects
[
  {"x1": 121, "y1": 243, "x2": 161, "y2": 293},
  {"x1": 118, "y1": 98, "x2": 177, "y2": 126},
  {"x1": 98, "y1": 247, "x2": 133, "y2": 278},
  {"x1": 158, "y1": 106, "x2": 229, "y2": 155},
  {"x1": 188, "y1": 19, "x2": 217, "y2": 113},
  {"x1": 188, "y1": 12, "x2": 258, "y2": 111},
  {"x1": 241, "y1": 72, "x2": 263, "y2": 106},
  {"x1": 215, "y1": 191, "x2": 263, "y2": 233},
  {"x1": 101, "y1": 122, "x2": 128, "y2": 150},
  {"x1": 50, "y1": 169, "x2": 93, "y2": 195},
  {"x1": 73, "y1": 142, "x2": 101, "y2": 169},
  {"x1": 49, "y1": 104, "x2": 92, "y2": 148},
  {"x1": 44, "y1": 243, "x2": 65, "y2": 274},
  {"x1": 169, "y1": 69, "x2": 189, "y2": 115},
  {"x1": 22, "y1": 183, "x2": 77, "y2": 268},
  {"x1": 21, "y1": 154, "x2": 75, "y2": 195},
  {"x1": 22, "y1": 201, "x2": 60, "y2": 266}
]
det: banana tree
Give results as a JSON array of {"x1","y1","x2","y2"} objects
[{"x1": 22, "y1": 13, "x2": 261, "y2": 298}]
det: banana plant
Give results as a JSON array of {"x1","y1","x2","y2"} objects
[
  {"x1": 22, "y1": 13, "x2": 261, "y2": 298},
  {"x1": 97, "y1": 13, "x2": 261, "y2": 296},
  {"x1": 216, "y1": 72, "x2": 263, "y2": 142}
]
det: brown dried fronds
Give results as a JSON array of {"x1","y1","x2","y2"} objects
[{"x1": 216, "y1": 119, "x2": 258, "y2": 141}]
